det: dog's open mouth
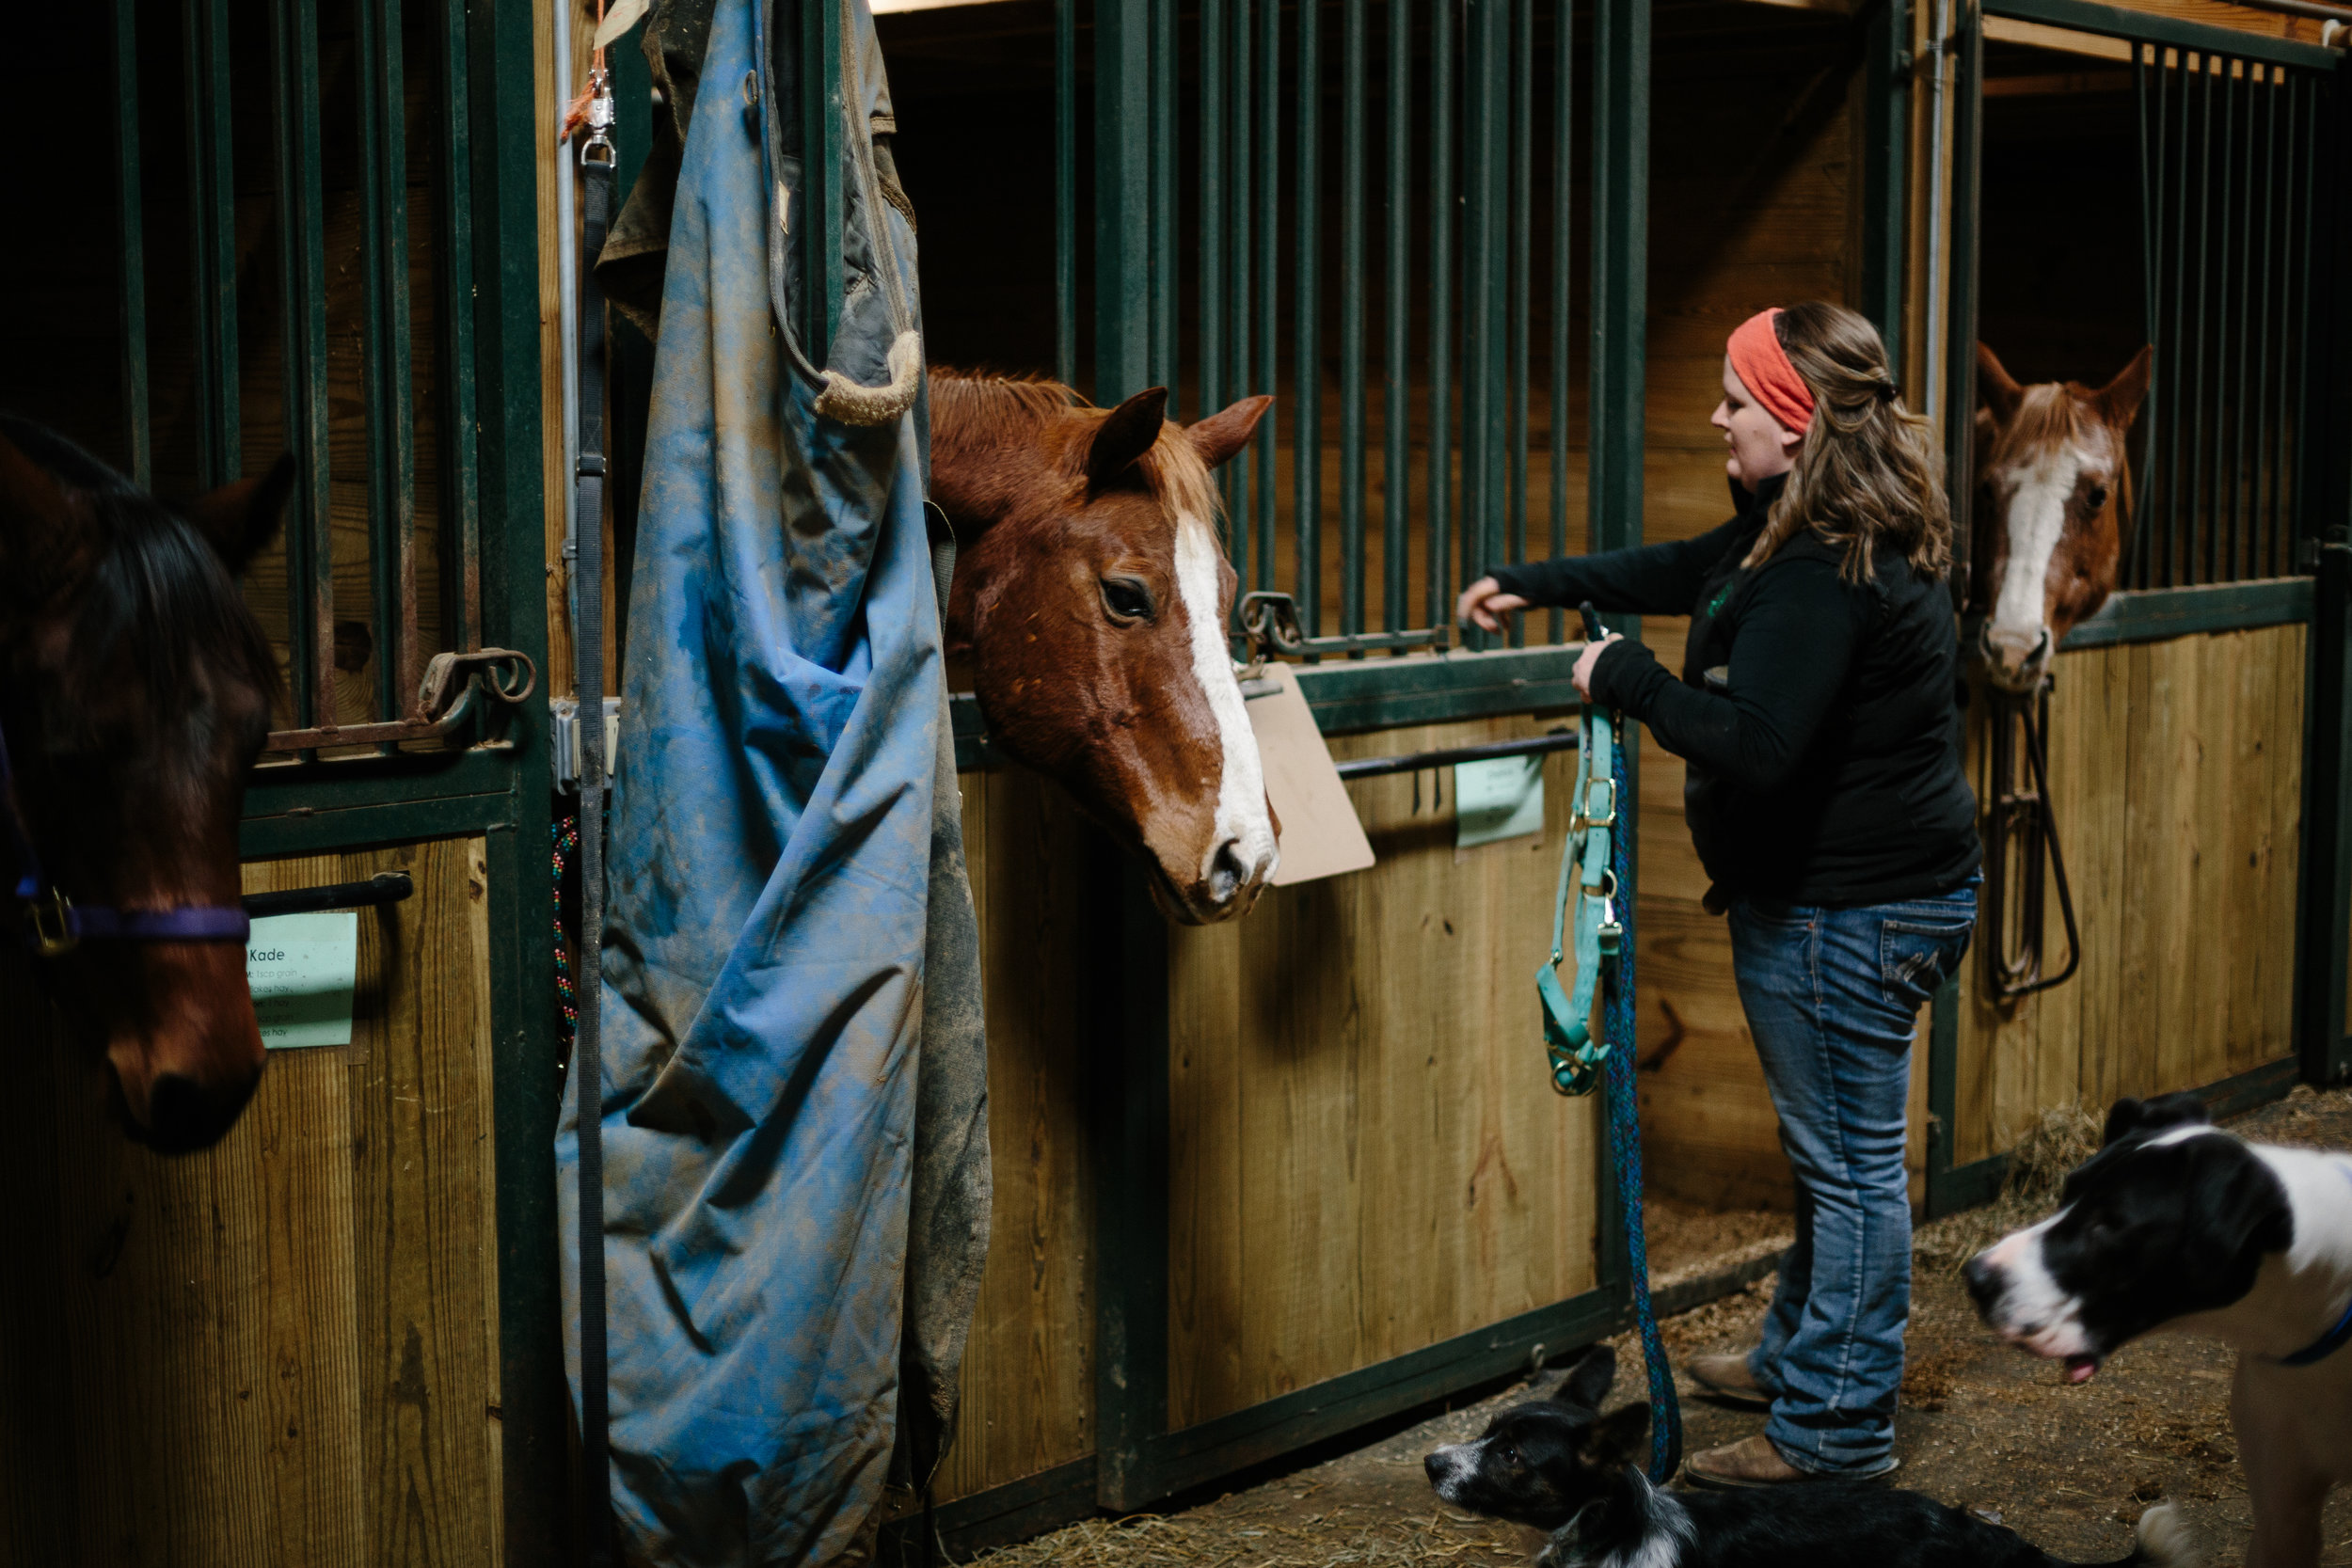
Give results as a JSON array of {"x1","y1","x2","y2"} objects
[{"x1": 2062, "y1": 1354, "x2": 2101, "y2": 1384}]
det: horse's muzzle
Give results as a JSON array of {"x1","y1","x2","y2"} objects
[{"x1": 1979, "y1": 622, "x2": 2052, "y2": 692}]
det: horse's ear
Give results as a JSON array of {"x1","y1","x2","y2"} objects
[
  {"x1": 1086, "y1": 388, "x2": 1168, "y2": 491},
  {"x1": 2094, "y1": 345, "x2": 2153, "y2": 434},
  {"x1": 1977, "y1": 342, "x2": 2025, "y2": 426},
  {"x1": 0, "y1": 430, "x2": 95, "y2": 609},
  {"x1": 184, "y1": 454, "x2": 295, "y2": 575},
  {"x1": 1188, "y1": 394, "x2": 1275, "y2": 470},
  {"x1": 0, "y1": 429, "x2": 72, "y2": 540}
]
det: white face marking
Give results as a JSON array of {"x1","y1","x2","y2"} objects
[
  {"x1": 1974, "y1": 1208, "x2": 2093, "y2": 1358},
  {"x1": 1987, "y1": 443, "x2": 2089, "y2": 666},
  {"x1": 1173, "y1": 513, "x2": 1278, "y2": 899}
]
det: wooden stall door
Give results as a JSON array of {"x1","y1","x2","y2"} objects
[
  {"x1": 1953, "y1": 626, "x2": 2307, "y2": 1164},
  {"x1": 0, "y1": 839, "x2": 503, "y2": 1568},
  {"x1": 1166, "y1": 716, "x2": 1604, "y2": 1426}
]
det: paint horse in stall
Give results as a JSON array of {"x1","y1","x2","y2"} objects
[
  {"x1": 1968, "y1": 342, "x2": 2152, "y2": 997},
  {"x1": 0, "y1": 416, "x2": 290, "y2": 1150},
  {"x1": 927, "y1": 371, "x2": 1279, "y2": 925},
  {"x1": 1971, "y1": 341, "x2": 2154, "y2": 690}
]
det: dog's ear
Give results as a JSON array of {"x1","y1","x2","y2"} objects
[
  {"x1": 1551, "y1": 1345, "x2": 1616, "y2": 1412},
  {"x1": 2198, "y1": 1143, "x2": 2295, "y2": 1266},
  {"x1": 1577, "y1": 1403, "x2": 1651, "y2": 1469},
  {"x1": 2104, "y1": 1091, "x2": 2210, "y2": 1147}
]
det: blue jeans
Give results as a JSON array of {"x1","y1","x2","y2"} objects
[{"x1": 1727, "y1": 882, "x2": 1977, "y2": 1474}]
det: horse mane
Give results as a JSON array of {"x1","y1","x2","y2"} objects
[
  {"x1": 929, "y1": 369, "x2": 1224, "y2": 531},
  {"x1": 0, "y1": 414, "x2": 281, "y2": 714}
]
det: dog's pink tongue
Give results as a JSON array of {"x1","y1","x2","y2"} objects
[{"x1": 2063, "y1": 1355, "x2": 2099, "y2": 1384}]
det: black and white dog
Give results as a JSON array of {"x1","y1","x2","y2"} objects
[
  {"x1": 1423, "y1": 1344, "x2": 2195, "y2": 1568},
  {"x1": 1964, "y1": 1092, "x2": 2352, "y2": 1568}
]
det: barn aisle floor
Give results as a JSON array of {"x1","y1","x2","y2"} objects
[{"x1": 966, "y1": 1085, "x2": 2352, "y2": 1568}]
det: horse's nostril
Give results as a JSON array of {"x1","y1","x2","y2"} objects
[
  {"x1": 1208, "y1": 841, "x2": 1249, "y2": 902},
  {"x1": 143, "y1": 1069, "x2": 262, "y2": 1155}
]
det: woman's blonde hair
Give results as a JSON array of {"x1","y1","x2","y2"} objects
[{"x1": 1740, "y1": 301, "x2": 1952, "y2": 583}]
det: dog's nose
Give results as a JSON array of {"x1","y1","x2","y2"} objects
[
  {"x1": 1961, "y1": 1254, "x2": 2001, "y2": 1315},
  {"x1": 1422, "y1": 1453, "x2": 1444, "y2": 1484}
]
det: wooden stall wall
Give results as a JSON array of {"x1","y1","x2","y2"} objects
[
  {"x1": 0, "y1": 839, "x2": 504, "y2": 1568},
  {"x1": 1951, "y1": 626, "x2": 2306, "y2": 1164},
  {"x1": 1165, "y1": 715, "x2": 1604, "y2": 1428},
  {"x1": 937, "y1": 712, "x2": 1609, "y2": 1501},
  {"x1": 932, "y1": 768, "x2": 1098, "y2": 1506}
]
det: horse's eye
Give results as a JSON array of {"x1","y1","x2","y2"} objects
[
  {"x1": 2086, "y1": 483, "x2": 2109, "y2": 511},
  {"x1": 1100, "y1": 577, "x2": 1153, "y2": 623}
]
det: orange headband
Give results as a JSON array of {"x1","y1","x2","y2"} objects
[{"x1": 1726, "y1": 308, "x2": 1814, "y2": 436}]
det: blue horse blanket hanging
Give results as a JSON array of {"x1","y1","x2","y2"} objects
[{"x1": 556, "y1": 0, "x2": 990, "y2": 1559}]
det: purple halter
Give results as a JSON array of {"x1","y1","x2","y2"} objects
[{"x1": 0, "y1": 711, "x2": 250, "y2": 957}]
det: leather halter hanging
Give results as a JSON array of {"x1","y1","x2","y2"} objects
[{"x1": 0, "y1": 713, "x2": 250, "y2": 958}]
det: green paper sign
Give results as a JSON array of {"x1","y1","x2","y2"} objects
[
  {"x1": 1455, "y1": 754, "x2": 1548, "y2": 848},
  {"x1": 246, "y1": 911, "x2": 359, "y2": 1050}
]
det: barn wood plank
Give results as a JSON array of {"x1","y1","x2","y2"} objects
[
  {"x1": 2262, "y1": 626, "x2": 2306, "y2": 1072},
  {"x1": 2217, "y1": 631, "x2": 2272, "y2": 1082},
  {"x1": 934, "y1": 768, "x2": 1097, "y2": 1502},
  {"x1": 1166, "y1": 910, "x2": 1244, "y2": 1432},
  {"x1": 465, "y1": 839, "x2": 505, "y2": 1568},
  {"x1": 249, "y1": 854, "x2": 369, "y2": 1568},
  {"x1": 351, "y1": 839, "x2": 500, "y2": 1567},
  {"x1": 0, "y1": 969, "x2": 73, "y2": 1565},
  {"x1": 2067, "y1": 644, "x2": 2133, "y2": 1114}
]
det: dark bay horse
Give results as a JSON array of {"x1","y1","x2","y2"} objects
[
  {"x1": 1973, "y1": 341, "x2": 2153, "y2": 690},
  {"x1": 1, "y1": 416, "x2": 288, "y2": 1151},
  {"x1": 928, "y1": 371, "x2": 1279, "y2": 925}
]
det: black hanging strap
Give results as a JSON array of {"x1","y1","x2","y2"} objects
[{"x1": 574, "y1": 69, "x2": 619, "y2": 1568}]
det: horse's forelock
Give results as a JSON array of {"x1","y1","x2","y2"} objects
[
  {"x1": 1985, "y1": 383, "x2": 2100, "y2": 475},
  {"x1": 1136, "y1": 431, "x2": 1221, "y2": 539},
  {"x1": 73, "y1": 499, "x2": 281, "y2": 721}
]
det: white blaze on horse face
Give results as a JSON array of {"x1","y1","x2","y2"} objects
[
  {"x1": 1173, "y1": 513, "x2": 1279, "y2": 902},
  {"x1": 1988, "y1": 443, "x2": 2090, "y2": 671}
]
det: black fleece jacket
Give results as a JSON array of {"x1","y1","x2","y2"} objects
[{"x1": 1489, "y1": 475, "x2": 1979, "y2": 907}]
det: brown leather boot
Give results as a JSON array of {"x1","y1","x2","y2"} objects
[
  {"x1": 1685, "y1": 1348, "x2": 1771, "y2": 1408},
  {"x1": 1683, "y1": 1433, "x2": 1901, "y2": 1489}
]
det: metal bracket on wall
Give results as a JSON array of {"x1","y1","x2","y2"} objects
[{"x1": 551, "y1": 697, "x2": 624, "y2": 794}]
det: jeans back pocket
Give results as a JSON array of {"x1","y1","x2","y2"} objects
[{"x1": 1880, "y1": 915, "x2": 1974, "y2": 1007}]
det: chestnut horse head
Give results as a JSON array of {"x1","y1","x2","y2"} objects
[
  {"x1": 929, "y1": 371, "x2": 1279, "y2": 925},
  {"x1": 1972, "y1": 342, "x2": 2153, "y2": 691},
  {"x1": 0, "y1": 416, "x2": 287, "y2": 1151}
]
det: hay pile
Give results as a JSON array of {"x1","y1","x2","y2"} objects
[{"x1": 1914, "y1": 1101, "x2": 2106, "y2": 1270}]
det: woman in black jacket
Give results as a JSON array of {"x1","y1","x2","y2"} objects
[{"x1": 1458, "y1": 302, "x2": 1979, "y2": 1488}]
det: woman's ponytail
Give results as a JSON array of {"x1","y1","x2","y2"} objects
[{"x1": 1740, "y1": 302, "x2": 1951, "y2": 584}]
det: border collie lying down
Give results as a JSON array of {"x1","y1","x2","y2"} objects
[
  {"x1": 1423, "y1": 1345, "x2": 2197, "y2": 1568},
  {"x1": 1964, "y1": 1092, "x2": 2352, "y2": 1568}
]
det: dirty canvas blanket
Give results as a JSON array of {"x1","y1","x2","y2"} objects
[{"x1": 554, "y1": 0, "x2": 989, "y2": 1561}]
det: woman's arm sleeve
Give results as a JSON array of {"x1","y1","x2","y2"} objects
[
  {"x1": 1584, "y1": 558, "x2": 1867, "y2": 791},
  {"x1": 1486, "y1": 514, "x2": 1749, "y2": 614}
]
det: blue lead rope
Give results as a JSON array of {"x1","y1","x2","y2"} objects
[{"x1": 1538, "y1": 702, "x2": 1682, "y2": 1483}]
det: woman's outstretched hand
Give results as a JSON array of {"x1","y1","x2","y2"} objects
[
  {"x1": 1572, "y1": 631, "x2": 1623, "y2": 699},
  {"x1": 1456, "y1": 576, "x2": 1530, "y2": 633}
]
